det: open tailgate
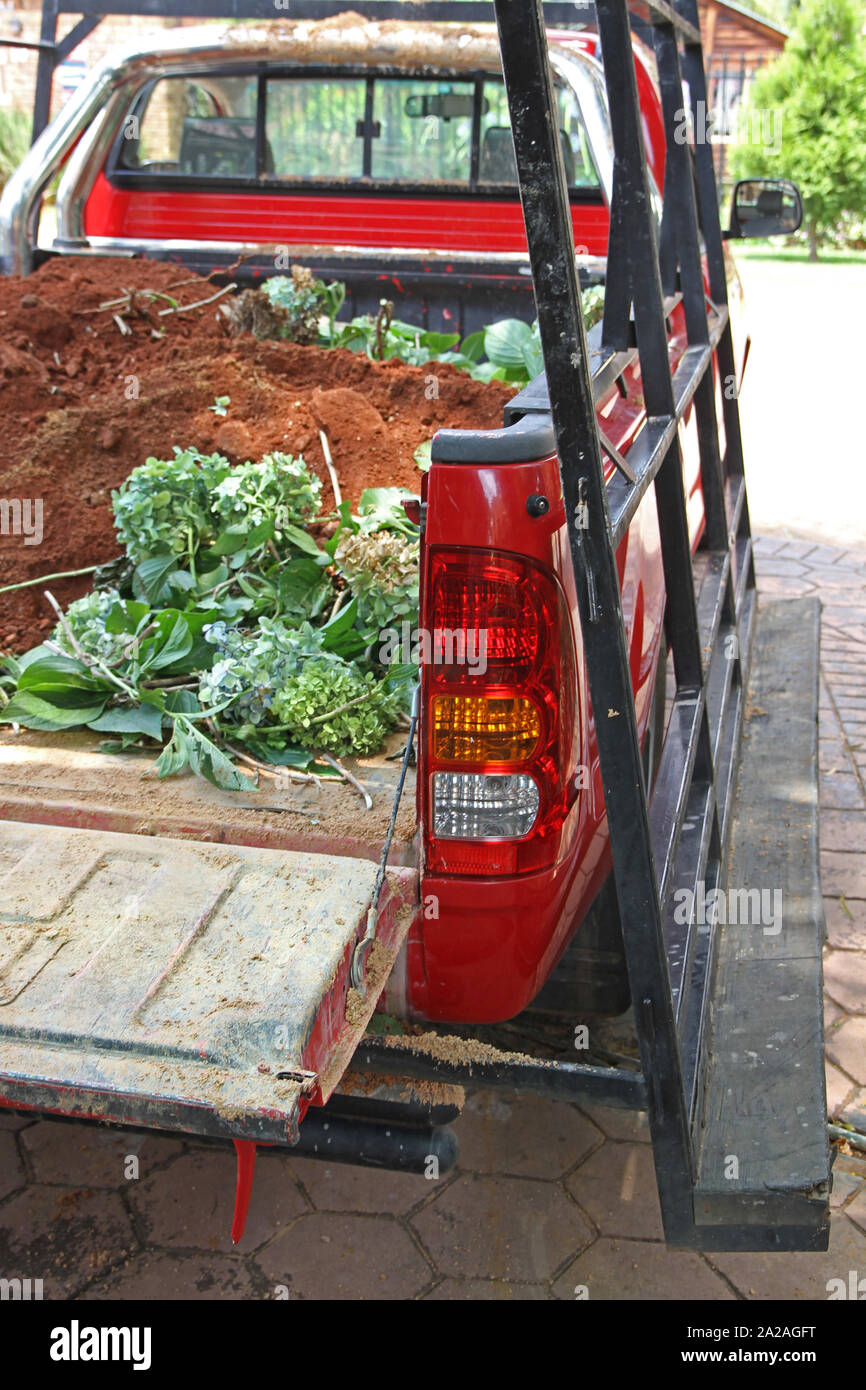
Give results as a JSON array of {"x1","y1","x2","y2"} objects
[{"x1": 0, "y1": 822, "x2": 417, "y2": 1143}]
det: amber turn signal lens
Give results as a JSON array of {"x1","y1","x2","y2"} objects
[{"x1": 431, "y1": 695, "x2": 541, "y2": 763}]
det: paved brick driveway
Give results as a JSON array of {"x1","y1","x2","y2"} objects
[{"x1": 0, "y1": 538, "x2": 864, "y2": 1301}]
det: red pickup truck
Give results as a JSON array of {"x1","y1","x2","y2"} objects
[
  {"x1": 0, "y1": 11, "x2": 809, "y2": 1242},
  {"x1": 5, "y1": 18, "x2": 669, "y2": 332}
]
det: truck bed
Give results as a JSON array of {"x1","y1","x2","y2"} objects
[
  {"x1": 0, "y1": 727, "x2": 418, "y2": 866},
  {"x1": 0, "y1": 724, "x2": 420, "y2": 1141},
  {"x1": 0, "y1": 812, "x2": 417, "y2": 1143}
]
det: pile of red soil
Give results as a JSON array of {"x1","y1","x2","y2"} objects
[{"x1": 0, "y1": 257, "x2": 513, "y2": 654}]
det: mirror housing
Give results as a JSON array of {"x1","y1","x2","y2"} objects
[{"x1": 727, "y1": 178, "x2": 803, "y2": 239}]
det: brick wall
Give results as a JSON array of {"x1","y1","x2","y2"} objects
[{"x1": 0, "y1": 6, "x2": 195, "y2": 118}]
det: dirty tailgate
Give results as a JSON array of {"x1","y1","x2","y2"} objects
[{"x1": 0, "y1": 822, "x2": 417, "y2": 1143}]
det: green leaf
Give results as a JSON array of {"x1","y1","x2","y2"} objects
[
  {"x1": 210, "y1": 530, "x2": 248, "y2": 557},
  {"x1": 155, "y1": 724, "x2": 191, "y2": 779},
  {"x1": 414, "y1": 440, "x2": 432, "y2": 472},
  {"x1": 281, "y1": 523, "x2": 324, "y2": 558},
  {"x1": 182, "y1": 721, "x2": 253, "y2": 790},
  {"x1": 420, "y1": 330, "x2": 460, "y2": 353},
  {"x1": 98, "y1": 734, "x2": 150, "y2": 753},
  {"x1": 2, "y1": 690, "x2": 108, "y2": 730},
  {"x1": 247, "y1": 519, "x2": 276, "y2": 550},
  {"x1": 149, "y1": 615, "x2": 194, "y2": 672},
  {"x1": 88, "y1": 704, "x2": 164, "y2": 740},
  {"x1": 18, "y1": 654, "x2": 102, "y2": 691},
  {"x1": 133, "y1": 555, "x2": 180, "y2": 605},
  {"x1": 16, "y1": 643, "x2": 63, "y2": 671},
  {"x1": 162, "y1": 690, "x2": 201, "y2": 716},
  {"x1": 484, "y1": 318, "x2": 535, "y2": 370},
  {"x1": 320, "y1": 596, "x2": 359, "y2": 650},
  {"x1": 105, "y1": 600, "x2": 150, "y2": 635},
  {"x1": 278, "y1": 558, "x2": 332, "y2": 620},
  {"x1": 459, "y1": 329, "x2": 485, "y2": 363},
  {"x1": 244, "y1": 740, "x2": 313, "y2": 769}
]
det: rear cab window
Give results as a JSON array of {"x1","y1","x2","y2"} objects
[{"x1": 110, "y1": 69, "x2": 602, "y2": 196}]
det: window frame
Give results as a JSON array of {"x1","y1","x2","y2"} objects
[{"x1": 106, "y1": 64, "x2": 606, "y2": 205}]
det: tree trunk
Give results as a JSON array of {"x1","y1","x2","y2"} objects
[{"x1": 807, "y1": 220, "x2": 820, "y2": 262}]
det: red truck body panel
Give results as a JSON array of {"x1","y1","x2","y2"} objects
[
  {"x1": 84, "y1": 170, "x2": 612, "y2": 259},
  {"x1": 405, "y1": 295, "x2": 707, "y2": 1022}
]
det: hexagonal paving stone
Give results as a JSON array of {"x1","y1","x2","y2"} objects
[
  {"x1": 255, "y1": 1211, "x2": 432, "y2": 1299},
  {"x1": 565, "y1": 1142, "x2": 663, "y2": 1241},
  {"x1": 128, "y1": 1147, "x2": 308, "y2": 1253},
  {"x1": 848, "y1": 1186, "x2": 866, "y2": 1237},
  {"x1": 453, "y1": 1092, "x2": 600, "y2": 1179},
  {"x1": 0, "y1": 1185, "x2": 135, "y2": 1297},
  {"x1": 710, "y1": 1212, "x2": 866, "y2": 1300},
  {"x1": 287, "y1": 1157, "x2": 430, "y2": 1214},
  {"x1": 81, "y1": 1251, "x2": 258, "y2": 1300},
  {"x1": 825, "y1": 897, "x2": 866, "y2": 951},
  {"x1": 424, "y1": 1277, "x2": 549, "y2": 1300},
  {"x1": 0, "y1": 1110, "x2": 34, "y2": 1132},
  {"x1": 838, "y1": 1089, "x2": 866, "y2": 1134},
  {"x1": 577, "y1": 1105, "x2": 652, "y2": 1144},
  {"x1": 830, "y1": 1164, "x2": 866, "y2": 1212},
  {"x1": 0, "y1": 1131, "x2": 24, "y2": 1200},
  {"x1": 21, "y1": 1121, "x2": 183, "y2": 1187},
  {"x1": 411, "y1": 1173, "x2": 591, "y2": 1281},
  {"x1": 824, "y1": 949, "x2": 866, "y2": 1015},
  {"x1": 552, "y1": 1238, "x2": 734, "y2": 1301},
  {"x1": 821, "y1": 852, "x2": 866, "y2": 900},
  {"x1": 826, "y1": 1016, "x2": 866, "y2": 1085},
  {"x1": 826, "y1": 1060, "x2": 857, "y2": 1118}
]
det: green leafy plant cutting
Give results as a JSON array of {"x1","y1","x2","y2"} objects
[
  {"x1": 1, "y1": 449, "x2": 420, "y2": 791},
  {"x1": 243, "y1": 266, "x2": 605, "y2": 387}
]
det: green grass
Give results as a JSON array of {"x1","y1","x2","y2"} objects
[
  {"x1": 0, "y1": 108, "x2": 31, "y2": 189},
  {"x1": 732, "y1": 242, "x2": 866, "y2": 265}
]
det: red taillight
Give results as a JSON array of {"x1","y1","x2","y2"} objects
[
  {"x1": 423, "y1": 548, "x2": 577, "y2": 876},
  {"x1": 430, "y1": 555, "x2": 541, "y2": 682}
]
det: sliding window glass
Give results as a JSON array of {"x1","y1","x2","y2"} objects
[
  {"x1": 119, "y1": 75, "x2": 258, "y2": 177},
  {"x1": 371, "y1": 79, "x2": 474, "y2": 184},
  {"x1": 479, "y1": 78, "x2": 600, "y2": 190},
  {"x1": 265, "y1": 77, "x2": 366, "y2": 180}
]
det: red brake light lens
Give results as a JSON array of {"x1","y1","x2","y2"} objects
[{"x1": 423, "y1": 548, "x2": 577, "y2": 877}]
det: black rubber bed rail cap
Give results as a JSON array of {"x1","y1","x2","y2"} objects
[{"x1": 432, "y1": 409, "x2": 556, "y2": 465}]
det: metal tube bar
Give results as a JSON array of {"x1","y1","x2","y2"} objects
[{"x1": 494, "y1": 0, "x2": 695, "y2": 1245}]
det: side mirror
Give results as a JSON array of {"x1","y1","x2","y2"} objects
[{"x1": 727, "y1": 178, "x2": 802, "y2": 239}]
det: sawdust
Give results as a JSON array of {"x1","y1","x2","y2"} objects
[
  {"x1": 0, "y1": 726, "x2": 418, "y2": 860},
  {"x1": 338, "y1": 1067, "x2": 465, "y2": 1111},
  {"x1": 345, "y1": 937, "x2": 393, "y2": 1027},
  {"x1": 219, "y1": 12, "x2": 506, "y2": 72},
  {"x1": 374, "y1": 1029, "x2": 552, "y2": 1070}
]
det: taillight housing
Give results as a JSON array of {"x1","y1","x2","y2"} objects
[{"x1": 422, "y1": 548, "x2": 577, "y2": 876}]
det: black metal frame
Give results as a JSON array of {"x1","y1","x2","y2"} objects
[
  {"x1": 357, "y1": 0, "x2": 763, "y2": 1250},
  {"x1": 488, "y1": 0, "x2": 758, "y2": 1250}
]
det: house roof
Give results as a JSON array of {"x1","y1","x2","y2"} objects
[{"x1": 706, "y1": 1, "x2": 789, "y2": 42}]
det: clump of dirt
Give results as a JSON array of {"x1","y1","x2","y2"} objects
[
  {"x1": 223, "y1": 287, "x2": 293, "y2": 342},
  {"x1": 0, "y1": 256, "x2": 514, "y2": 653}
]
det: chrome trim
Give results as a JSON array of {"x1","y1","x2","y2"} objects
[
  {"x1": 84, "y1": 235, "x2": 607, "y2": 277},
  {"x1": 549, "y1": 50, "x2": 614, "y2": 209},
  {"x1": 0, "y1": 63, "x2": 116, "y2": 276}
]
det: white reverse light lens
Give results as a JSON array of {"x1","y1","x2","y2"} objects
[{"x1": 432, "y1": 772, "x2": 539, "y2": 839}]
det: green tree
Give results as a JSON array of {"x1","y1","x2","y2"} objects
[{"x1": 729, "y1": 0, "x2": 866, "y2": 259}]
